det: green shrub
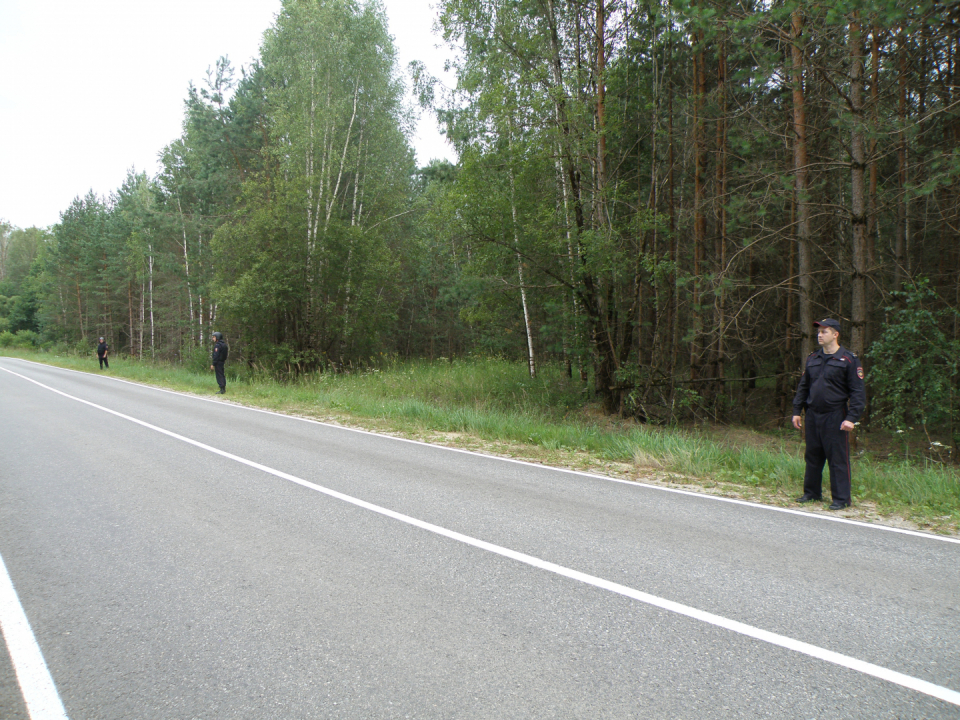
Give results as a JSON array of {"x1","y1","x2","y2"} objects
[
  {"x1": 867, "y1": 278, "x2": 960, "y2": 435},
  {"x1": 12, "y1": 330, "x2": 39, "y2": 347},
  {"x1": 184, "y1": 344, "x2": 213, "y2": 374},
  {"x1": 0, "y1": 330, "x2": 40, "y2": 348}
]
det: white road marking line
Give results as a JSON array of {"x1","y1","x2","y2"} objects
[
  {"x1": 6, "y1": 357, "x2": 960, "y2": 546},
  {"x1": 0, "y1": 552, "x2": 70, "y2": 720},
  {"x1": 4, "y1": 364, "x2": 960, "y2": 708}
]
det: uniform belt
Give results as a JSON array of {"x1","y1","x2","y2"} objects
[{"x1": 808, "y1": 404, "x2": 846, "y2": 414}]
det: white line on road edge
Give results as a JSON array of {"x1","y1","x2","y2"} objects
[
  {"x1": 0, "y1": 551, "x2": 70, "y2": 720},
  {"x1": 7, "y1": 357, "x2": 960, "y2": 546},
  {"x1": 4, "y1": 365, "x2": 960, "y2": 709}
]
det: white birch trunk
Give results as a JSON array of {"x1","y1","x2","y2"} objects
[
  {"x1": 176, "y1": 197, "x2": 195, "y2": 341},
  {"x1": 197, "y1": 230, "x2": 205, "y2": 346},
  {"x1": 509, "y1": 130, "x2": 535, "y2": 378},
  {"x1": 58, "y1": 286, "x2": 66, "y2": 330},
  {"x1": 351, "y1": 125, "x2": 364, "y2": 227},
  {"x1": 343, "y1": 127, "x2": 366, "y2": 327},
  {"x1": 148, "y1": 244, "x2": 155, "y2": 359},
  {"x1": 139, "y1": 282, "x2": 145, "y2": 360},
  {"x1": 325, "y1": 81, "x2": 360, "y2": 230},
  {"x1": 306, "y1": 67, "x2": 317, "y2": 276}
]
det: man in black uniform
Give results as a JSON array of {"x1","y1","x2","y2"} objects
[
  {"x1": 210, "y1": 332, "x2": 228, "y2": 394},
  {"x1": 96, "y1": 337, "x2": 109, "y2": 370},
  {"x1": 791, "y1": 319, "x2": 865, "y2": 510}
]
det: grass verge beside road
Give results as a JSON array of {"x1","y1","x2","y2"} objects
[{"x1": 5, "y1": 350, "x2": 958, "y2": 535}]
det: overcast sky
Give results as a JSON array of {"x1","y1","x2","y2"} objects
[{"x1": 0, "y1": 0, "x2": 457, "y2": 230}]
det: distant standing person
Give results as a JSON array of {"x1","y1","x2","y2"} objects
[
  {"x1": 96, "y1": 337, "x2": 109, "y2": 370},
  {"x1": 210, "y1": 332, "x2": 228, "y2": 394},
  {"x1": 791, "y1": 319, "x2": 865, "y2": 510}
]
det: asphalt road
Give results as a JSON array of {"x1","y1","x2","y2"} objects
[{"x1": 1, "y1": 357, "x2": 958, "y2": 719}]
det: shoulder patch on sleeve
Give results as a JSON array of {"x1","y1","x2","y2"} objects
[{"x1": 857, "y1": 366, "x2": 864, "y2": 379}]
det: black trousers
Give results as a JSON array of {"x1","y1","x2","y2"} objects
[
  {"x1": 98, "y1": 355, "x2": 109, "y2": 369},
  {"x1": 803, "y1": 408, "x2": 851, "y2": 504},
  {"x1": 214, "y1": 362, "x2": 226, "y2": 391}
]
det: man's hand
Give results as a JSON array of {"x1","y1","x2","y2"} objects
[
  {"x1": 841, "y1": 420, "x2": 855, "y2": 432},
  {"x1": 792, "y1": 415, "x2": 802, "y2": 430},
  {"x1": 210, "y1": 365, "x2": 214, "y2": 371}
]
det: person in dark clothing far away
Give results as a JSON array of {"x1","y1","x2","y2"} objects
[
  {"x1": 791, "y1": 318, "x2": 866, "y2": 510},
  {"x1": 210, "y1": 332, "x2": 228, "y2": 394},
  {"x1": 96, "y1": 337, "x2": 109, "y2": 370}
]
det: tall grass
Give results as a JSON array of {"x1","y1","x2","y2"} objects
[{"x1": 5, "y1": 349, "x2": 958, "y2": 531}]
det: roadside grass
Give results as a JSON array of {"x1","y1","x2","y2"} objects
[{"x1": 5, "y1": 349, "x2": 958, "y2": 534}]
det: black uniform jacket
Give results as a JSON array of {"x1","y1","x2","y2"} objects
[
  {"x1": 96, "y1": 342, "x2": 108, "y2": 358},
  {"x1": 792, "y1": 346, "x2": 865, "y2": 423},
  {"x1": 211, "y1": 340, "x2": 228, "y2": 365}
]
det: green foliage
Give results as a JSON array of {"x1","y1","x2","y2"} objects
[
  {"x1": 16, "y1": 0, "x2": 960, "y2": 439},
  {"x1": 0, "y1": 329, "x2": 40, "y2": 348},
  {"x1": 205, "y1": 0, "x2": 414, "y2": 370},
  {"x1": 0, "y1": 226, "x2": 49, "y2": 335},
  {"x1": 1, "y1": 227, "x2": 45, "y2": 290},
  {"x1": 183, "y1": 344, "x2": 214, "y2": 375},
  {"x1": 3, "y1": 288, "x2": 40, "y2": 333},
  {"x1": 867, "y1": 278, "x2": 960, "y2": 434}
]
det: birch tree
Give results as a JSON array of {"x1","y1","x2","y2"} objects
[{"x1": 213, "y1": 0, "x2": 413, "y2": 369}]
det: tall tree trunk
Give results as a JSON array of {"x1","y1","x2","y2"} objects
[
  {"x1": 639, "y1": 6, "x2": 659, "y2": 374},
  {"x1": 895, "y1": 30, "x2": 908, "y2": 292},
  {"x1": 691, "y1": 27, "x2": 707, "y2": 382},
  {"x1": 715, "y1": 30, "x2": 728, "y2": 410},
  {"x1": 148, "y1": 244, "x2": 155, "y2": 359},
  {"x1": 128, "y1": 281, "x2": 134, "y2": 356},
  {"x1": 342, "y1": 130, "x2": 367, "y2": 341},
  {"x1": 76, "y1": 277, "x2": 86, "y2": 341},
  {"x1": 139, "y1": 282, "x2": 145, "y2": 360},
  {"x1": 668, "y1": 66, "x2": 678, "y2": 390},
  {"x1": 545, "y1": 0, "x2": 588, "y2": 383},
  {"x1": 782, "y1": 182, "x2": 797, "y2": 423},
  {"x1": 866, "y1": 25, "x2": 880, "y2": 352},
  {"x1": 849, "y1": 14, "x2": 868, "y2": 357},
  {"x1": 176, "y1": 196, "x2": 196, "y2": 344},
  {"x1": 546, "y1": 0, "x2": 618, "y2": 411},
  {"x1": 791, "y1": 10, "x2": 815, "y2": 359},
  {"x1": 509, "y1": 129, "x2": 535, "y2": 378},
  {"x1": 102, "y1": 251, "x2": 112, "y2": 347},
  {"x1": 557, "y1": 150, "x2": 580, "y2": 380},
  {"x1": 196, "y1": 229, "x2": 206, "y2": 346},
  {"x1": 306, "y1": 69, "x2": 317, "y2": 282},
  {"x1": 590, "y1": 0, "x2": 619, "y2": 410},
  {"x1": 596, "y1": 0, "x2": 607, "y2": 227},
  {"x1": 913, "y1": 21, "x2": 929, "y2": 278},
  {"x1": 58, "y1": 283, "x2": 67, "y2": 336}
]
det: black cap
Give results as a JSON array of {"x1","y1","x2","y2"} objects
[{"x1": 813, "y1": 318, "x2": 841, "y2": 332}]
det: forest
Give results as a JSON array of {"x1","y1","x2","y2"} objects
[{"x1": 1, "y1": 0, "x2": 958, "y2": 437}]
